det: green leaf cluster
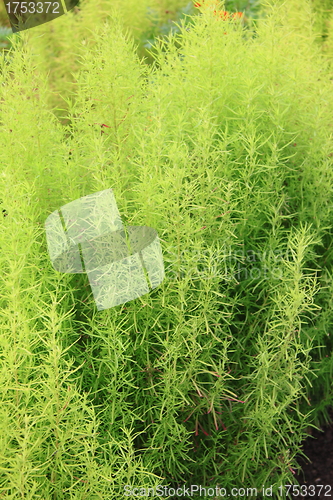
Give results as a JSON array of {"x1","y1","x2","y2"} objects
[{"x1": 0, "y1": 0, "x2": 333, "y2": 498}]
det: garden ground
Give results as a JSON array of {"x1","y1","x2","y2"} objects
[{"x1": 293, "y1": 406, "x2": 333, "y2": 499}]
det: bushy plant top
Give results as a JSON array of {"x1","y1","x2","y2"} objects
[{"x1": 0, "y1": 0, "x2": 333, "y2": 498}]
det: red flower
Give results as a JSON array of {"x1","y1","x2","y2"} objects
[
  {"x1": 194, "y1": 1, "x2": 244, "y2": 21},
  {"x1": 218, "y1": 10, "x2": 229, "y2": 20},
  {"x1": 194, "y1": 0, "x2": 219, "y2": 7},
  {"x1": 217, "y1": 10, "x2": 243, "y2": 20}
]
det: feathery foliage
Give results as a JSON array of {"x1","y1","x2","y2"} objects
[{"x1": 0, "y1": 0, "x2": 333, "y2": 498}]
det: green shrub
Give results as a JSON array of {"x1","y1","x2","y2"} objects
[{"x1": 0, "y1": 0, "x2": 333, "y2": 498}]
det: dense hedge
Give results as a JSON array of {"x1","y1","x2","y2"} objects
[{"x1": 0, "y1": 0, "x2": 333, "y2": 498}]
